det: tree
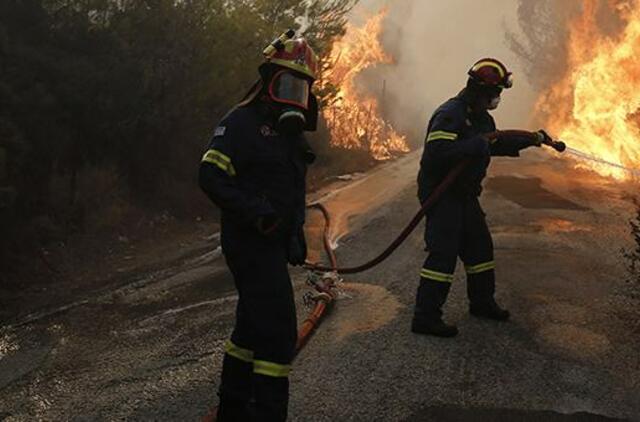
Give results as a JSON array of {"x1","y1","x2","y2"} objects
[{"x1": 0, "y1": 0, "x2": 358, "y2": 275}]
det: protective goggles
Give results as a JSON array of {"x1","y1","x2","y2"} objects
[{"x1": 268, "y1": 70, "x2": 310, "y2": 110}]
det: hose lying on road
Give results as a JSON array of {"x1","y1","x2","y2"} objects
[{"x1": 295, "y1": 272, "x2": 339, "y2": 355}]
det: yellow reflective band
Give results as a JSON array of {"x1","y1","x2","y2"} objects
[
  {"x1": 465, "y1": 261, "x2": 496, "y2": 274},
  {"x1": 202, "y1": 149, "x2": 237, "y2": 176},
  {"x1": 225, "y1": 340, "x2": 254, "y2": 363},
  {"x1": 204, "y1": 155, "x2": 234, "y2": 176},
  {"x1": 202, "y1": 149, "x2": 232, "y2": 164},
  {"x1": 472, "y1": 60, "x2": 505, "y2": 78},
  {"x1": 420, "y1": 268, "x2": 454, "y2": 283},
  {"x1": 270, "y1": 58, "x2": 315, "y2": 80},
  {"x1": 253, "y1": 360, "x2": 291, "y2": 378},
  {"x1": 426, "y1": 131, "x2": 458, "y2": 143}
]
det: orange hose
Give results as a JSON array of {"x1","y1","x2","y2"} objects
[{"x1": 296, "y1": 301, "x2": 327, "y2": 352}]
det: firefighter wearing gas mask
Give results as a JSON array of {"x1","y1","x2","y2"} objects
[
  {"x1": 199, "y1": 32, "x2": 318, "y2": 421},
  {"x1": 413, "y1": 58, "x2": 546, "y2": 338}
]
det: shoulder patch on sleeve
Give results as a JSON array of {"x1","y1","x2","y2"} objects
[{"x1": 214, "y1": 126, "x2": 226, "y2": 138}]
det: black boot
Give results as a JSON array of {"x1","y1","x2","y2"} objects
[
  {"x1": 470, "y1": 300, "x2": 510, "y2": 321},
  {"x1": 413, "y1": 279, "x2": 458, "y2": 337},
  {"x1": 467, "y1": 270, "x2": 510, "y2": 321},
  {"x1": 411, "y1": 317, "x2": 459, "y2": 337}
]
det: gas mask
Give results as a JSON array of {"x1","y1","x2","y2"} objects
[
  {"x1": 268, "y1": 70, "x2": 312, "y2": 136},
  {"x1": 466, "y1": 79, "x2": 504, "y2": 112}
]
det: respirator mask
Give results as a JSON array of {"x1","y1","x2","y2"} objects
[
  {"x1": 268, "y1": 70, "x2": 311, "y2": 136},
  {"x1": 479, "y1": 86, "x2": 503, "y2": 111}
]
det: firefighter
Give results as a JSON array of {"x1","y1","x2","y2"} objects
[
  {"x1": 413, "y1": 58, "x2": 547, "y2": 337},
  {"x1": 199, "y1": 32, "x2": 319, "y2": 421}
]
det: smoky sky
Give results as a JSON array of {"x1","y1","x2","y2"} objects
[{"x1": 352, "y1": 0, "x2": 540, "y2": 145}]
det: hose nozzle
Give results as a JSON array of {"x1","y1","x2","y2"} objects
[
  {"x1": 547, "y1": 138, "x2": 566, "y2": 152},
  {"x1": 538, "y1": 130, "x2": 566, "y2": 153}
]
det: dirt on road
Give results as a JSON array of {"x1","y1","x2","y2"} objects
[{"x1": 1, "y1": 150, "x2": 639, "y2": 421}]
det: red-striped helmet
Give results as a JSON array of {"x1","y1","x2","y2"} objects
[
  {"x1": 263, "y1": 33, "x2": 318, "y2": 81},
  {"x1": 468, "y1": 58, "x2": 513, "y2": 89}
]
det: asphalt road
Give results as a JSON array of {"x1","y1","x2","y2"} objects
[{"x1": 1, "y1": 150, "x2": 639, "y2": 421}]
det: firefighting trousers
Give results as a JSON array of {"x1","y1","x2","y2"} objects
[
  {"x1": 217, "y1": 236, "x2": 297, "y2": 422},
  {"x1": 414, "y1": 193, "x2": 496, "y2": 322}
]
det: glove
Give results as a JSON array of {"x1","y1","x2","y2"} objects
[
  {"x1": 533, "y1": 129, "x2": 552, "y2": 147},
  {"x1": 287, "y1": 229, "x2": 307, "y2": 266},
  {"x1": 255, "y1": 213, "x2": 281, "y2": 236}
]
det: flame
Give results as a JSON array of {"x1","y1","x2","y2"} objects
[
  {"x1": 537, "y1": 0, "x2": 640, "y2": 179},
  {"x1": 321, "y1": 9, "x2": 409, "y2": 160}
]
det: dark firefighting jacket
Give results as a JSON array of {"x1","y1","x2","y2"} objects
[
  {"x1": 199, "y1": 104, "x2": 315, "y2": 262},
  {"x1": 418, "y1": 90, "x2": 535, "y2": 201}
]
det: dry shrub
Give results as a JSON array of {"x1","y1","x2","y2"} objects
[{"x1": 624, "y1": 196, "x2": 640, "y2": 286}]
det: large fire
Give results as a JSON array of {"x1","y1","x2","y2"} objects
[
  {"x1": 537, "y1": 0, "x2": 640, "y2": 179},
  {"x1": 321, "y1": 9, "x2": 409, "y2": 160}
]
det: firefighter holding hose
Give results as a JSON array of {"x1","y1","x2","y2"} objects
[
  {"x1": 413, "y1": 58, "x2": 550, "y2": 337},
  {"x1": 199, "y1": 32, "x2": 318, "y2": 421}
]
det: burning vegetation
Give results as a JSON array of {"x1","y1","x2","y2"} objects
[
  {"x1": 321, "y1": 9, "x2": 409, "y2": 160},
  {"x1": 535, "y1": 0, "x2": 640, "y2": 180}
]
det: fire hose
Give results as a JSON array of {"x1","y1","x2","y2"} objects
[
  {"x1": 294, "y1": 131, "x2": 566, "y2": 353},
  {"x1": 205, "y1": 132, "x2": 636, "y2": 420},
  {"x1": 203, "y1": 132, "x2": 565, "y2": 421}
]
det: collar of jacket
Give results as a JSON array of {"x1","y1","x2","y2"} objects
[{"x1": 253, "y1": 101, "x2": 279, "y2": 127}]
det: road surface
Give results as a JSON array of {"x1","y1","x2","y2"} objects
[{"x1": 1, "y1": 149, "x2": 639, "y2": 421}]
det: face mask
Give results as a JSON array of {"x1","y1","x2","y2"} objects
[
  {"x1": 488, "y1": 95, "x2": 501, "y2": 110},
  {"x1": 268, "y1": 70, "x2": 311, "y2": 136},
  {"x1": 268, "y1": 70, "x2": 310, "y2": 110}
]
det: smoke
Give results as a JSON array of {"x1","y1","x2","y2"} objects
[
  {"x1": 346, "y1": 0, "x2": 629, "y2": 147},
  {"x1": 345, "y1": 0, "x2": 541, "y2": 148},
  {"x1": 504, "y1": 1, "x2": 580, "y2": 91}
]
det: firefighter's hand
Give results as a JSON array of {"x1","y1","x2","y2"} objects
[
  {"x1": 255, "y1": 214, "x2": 281, "y2": 236},
  {"x1": 533, "y1": 130, "x2": 552, "y2": 147}
]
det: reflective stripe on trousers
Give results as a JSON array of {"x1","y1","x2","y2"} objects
[
  {"x1": 465, "y1": 260, "x2": 495, "y2": 274},
  {"x1": 225, "y1": 340, "x2": 292, "y2": 378}
]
